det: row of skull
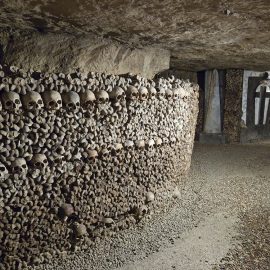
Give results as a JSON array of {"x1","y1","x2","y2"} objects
[
  {"x1": 0, "y1": 86, "x2": 187, "y2": 112},
  {"x1": 0, "y1": 137, "x2": 165, "y2": 177}
]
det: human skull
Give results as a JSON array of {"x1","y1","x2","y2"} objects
[
  {"x1": 80, "y1": 90, "x2": 96, "y2": 109},
  {"x1": 102, "y1": 217, "x2": 114, "y2": 225},
  {"x1": 11, "y1": 158, "x2": 28, "y2": 175},
  {"x1": 109, "y1": 86, "x2": 125, "y2": 102},
  {"x1": 74, "y1": 222, "x2": 87, "y2": 237},
  {"x1": 42, "y1": 90, "x2": 62, "y2": 111},
  {"x1": 96, "y1": 90, "x2": 109, "y2": 104},
  {"x1": 87, "y1": 149, "x2": 98, "y2": 161},
  {"x1": 125, "y1": 140, "x2": 134, "y2": 150},
  {"x1": 170, "y1": 136, "x2": 177, "y2": 145},
  {"x1": 172, "y1": 88, "x2": 180, "y2": 99},
  {"x1": 136, "y1": 140, "x2": 145, "y2": 149},
  {"x1": 30, "y1": 154, "x2": 48, "y2": 170},
  {"x1": 126, "y1": 86, "x2": 139, "y2": 100},
  {"x1": 135, "y1": 205, "x2": 148, "y2": 218},
  {"x1": 113, "y1": 143, "x2": 123, "y2": 155},
  {"x1": 59, "y1": 203, "x2": 74, "y2": 221},
  {"x1": 0, "y1": 91, "x2": 22, "y2": 112},
  {"x1": 147, "y1": 139, "x2": 155, "y2": 149},
  {"x1": 172, "y1": 187, "x2": 181, "y2": 199},
  {"x1": 146, "y1": 191, "x2": 155, "y2": 202},
  {"x1": 156, "y1": 87, "x2": 166, "y2": 99},
  {"x1": 139, "y1": 87, "x2": 148, "y2": 101},
  {"x1": 0, "y1": 162, "x2": 8, "y2": 180},
  {"x1": 100, "y1": 148, "x2": 110, "y2": 158},
  {"x1": 192, "y1": 83, "x2": 200, "y2": 93},
  {"x1": 155, "y1": 137, "x2": 163, "y2": 146},
  {"x1": 62, "y1": 91, "x2": 80, "y2": 111},
  {"x1": 179, "y1": 87, "x2": 188, "y2": 98},
  {"x1": 22, "y1": 91, "x2": 44, "y2": 111},
  {"x1": 165, "y1": 89, "x2": 173, "y2": 99},
  {"x1": 149, "y1": 87, "x2": 157, "y2": 99}
]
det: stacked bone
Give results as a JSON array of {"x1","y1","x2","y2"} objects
[{"x1": 0, "y1": 65, "x2": 199, "y2": 269}]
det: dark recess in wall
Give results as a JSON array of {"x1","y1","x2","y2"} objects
[
  {"x1": 195, "y1": 71, "x2": 205, "y2": 140},
  {"x1": 0, "y1": 44, "x2": 3, "y2": 64}
]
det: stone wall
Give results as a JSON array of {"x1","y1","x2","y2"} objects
[
  {"x1": 155, "y1": 69, "x2": 198, "y2": 83},
  {"x1": 0, "y1": 65, "x2": 198, "y2": 269},
  {"x1": 223, "y1": 69, "x2": 244, "y2": 143},
  {"x1": 0, "y1": 31, "x2": 170, "y2": 79}
]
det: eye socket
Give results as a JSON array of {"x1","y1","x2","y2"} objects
[
  {"x1": 14, "y1": 166, "x2": 20, "y2": 171},
  {"x1": 22, "y1": 164, "x2": 27, "y2": 169},
  {"x1": 76, "y1": 102, "x2": 80, "y2": 106},
  {"x1": 6, "y1": 101, "x2": 12, "y2": 106},
  {"x1": 43, "y1": 159, "x2": 48, "y2": 163},
  {"x1": 0, "y1": 167, "x2": 6, "y2": 172},
  {"x1": 57, "y1": 100, "x2": 62, "y2": 104},
  {"x1": 35, "y1": 162, "x2": 42, "y2": 167},
  {"x1": 15, "y1": 99, "x2": 20, "y2": 104},
  {"x1": 49, "y1": 101, "x2": 55, "y2": 106},
  {"x1": 29, "y1": 101, "x2": 35, "y2": 106},
  {"x1": 37, "y1": 99, "x2": 43, "y2": 104}
]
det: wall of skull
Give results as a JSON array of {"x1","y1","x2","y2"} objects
[{"x1": 0, "y1": 65, "x2": 199, "y2": 269}]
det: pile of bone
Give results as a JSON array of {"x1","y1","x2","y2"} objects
[{"x1": 0, "y1": 64, "x2": 199, "y2": 269}]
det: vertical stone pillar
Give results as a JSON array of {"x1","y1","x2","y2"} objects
[
  {"x1": 200, "y1": 69, "x2": 226, "y2": 143},
  {"x1": 223, "y1": 69, "x2": 244, "y2": 143}
]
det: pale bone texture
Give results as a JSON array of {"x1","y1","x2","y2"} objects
[
  {"x1": 80, "y1": 90, "x2": 96, "y2": 109},
  {"x1": 22, "y1": 91, "x2": 44, "y2": 111},
  {"x1": 30, "y1": 154, "x2": 48, "y2": 170},
  {"x1": 0, "y1": 91, "x2": 22, "y2": 112},
  {"x1": 42, "y1": 90, "x2": 62, "y2": 111},
  {"x1": 138, "y1": 86, "x2": 149, "y2": 101},
  {"x1": 11, "y1": 158, "x2": 28, "y2": 175},
  {"x1": 62, "y1": 91, "x2": 80, "y2": 111},
  {"x1": 109, "y1": 86, "x2": 125, "y2": 101},
  {"x1": 0, "y1": 65, "x2": 199, "y2": 269},
  {"x1": 127, "y1": 85, "x2": 139, "y2": 100}
]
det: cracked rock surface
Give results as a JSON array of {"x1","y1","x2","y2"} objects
[{"x1": 1, "y1": 0, "x2": 270, "y2": 71}]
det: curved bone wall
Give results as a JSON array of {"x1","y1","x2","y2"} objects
[{"x1": 0, "y1": 65, "x2": 198, "y2": 269}]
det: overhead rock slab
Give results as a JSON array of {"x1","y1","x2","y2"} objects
[
  {"x1": 0, "y1": 0, "x2": 270, "y2": 71},
  {"x1": 0, "y1": 31, "x2": 170, "y2": 78}
]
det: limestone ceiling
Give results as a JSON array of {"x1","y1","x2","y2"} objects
[{"x1": 1, "y1": 0, "x2": 270, "y2": 71}]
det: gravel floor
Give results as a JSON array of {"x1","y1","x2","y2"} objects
[{"x1": 31, "y1": 142, "x2": 270, "y2": 270}]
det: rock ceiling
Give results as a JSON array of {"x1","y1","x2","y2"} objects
[{"x1": 1, "y1": 0, "x2": 270, "y2": 71}]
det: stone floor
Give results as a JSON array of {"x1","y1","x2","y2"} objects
[{"x1": 33, "y1": 141, "x2": 270, "y2": 270}]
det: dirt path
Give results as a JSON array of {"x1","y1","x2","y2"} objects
[
  {"x1": 114, "y1": 142, "x2": 270, "y2": 270},
  {"x1": 34, "y1": 142, "x2": 270, "y2": 270},
  {"x1": 115, "y1": 212, "x2": 238, "y2": 270}
]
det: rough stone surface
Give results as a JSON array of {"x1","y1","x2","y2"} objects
[
  {"x1": 1, "y1": 1, "x2": 270, "y2": 71},
  {"x1": 155, "y1": 69, "x2": 198, "y2": 83},
  {"x1": 223, "y1": 69, "x2": 244, "y2": 143},
  {"x1": 0, "y1": 31, "x2": 170, "y2": 78}
]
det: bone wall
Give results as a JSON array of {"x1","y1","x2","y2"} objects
[{"x1": 0, "y1": 64, "x2": 198, "y2": 269}]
